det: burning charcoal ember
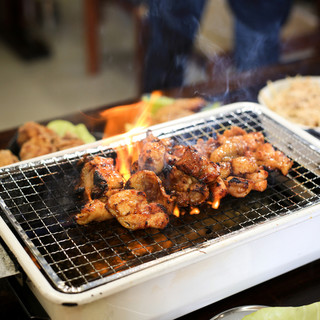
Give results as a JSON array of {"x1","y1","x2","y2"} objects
[
  {"x1": 125, "y1": 170, "x2": 174, "y2": 214},
  {"x1": 175, "y1": 146, "x2": 220, "y2": 184},
  {"x1": 107, "y1": 189, "x2": 169, "y2": 230},
  {"x1": 77, "y1": 156, "x2": 124, "y2": 201},
  {"x1": 76, "y1": 198, "x2": 113, "y2": 225},
  {"x1": 162, "y1": 166, "x2": 209, "y2": 207}
]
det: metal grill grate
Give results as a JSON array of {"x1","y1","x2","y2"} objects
[{"x1": 0, "y1": 105, "x2": 319, "y2": 293}]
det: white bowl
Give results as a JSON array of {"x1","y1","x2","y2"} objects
[{"x1": 258, "y1": 76, "x2": 320, "y2": 133}]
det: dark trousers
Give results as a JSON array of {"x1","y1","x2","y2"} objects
[
  {"x1": 142, "y1": 0, "x2": 206, "y2": 93},
  {"x1": 142, "y1": 0, "x2": 293, "y2": 92}
]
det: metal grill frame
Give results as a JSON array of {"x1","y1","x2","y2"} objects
[{"x1": 0, "y1": 103, "x2": 320, "y2": 295}]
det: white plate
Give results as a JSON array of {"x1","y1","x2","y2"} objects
[
  {"x1": 258, "y1": 76, "x2": 320, "y2": 132},
  {"x1": 210, "y1": 305, "x2": 267, "y2": 320}
]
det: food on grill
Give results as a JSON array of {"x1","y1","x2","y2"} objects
[
  {"x1": 75, "y1": 126, "x2": 293, "y2": 230},
  {"x1": 137, "y1": 132, "x2": 168, "y2": 174},
  {"x1": 76, "y1": 198, "x2": 113, "y2": 225},
  {"x1": 76, "y1": 156, "x2": 124, "y2": 201},
  {"x1": 0, "y1": 150, "x2": 19, "y2": 167},
  {"x1": 162, "y1": 166, "x2": 210, "y2": 207},
  {"x1": 107, "y1": 189, "x2": 169, "y2": 230},
  {"x1": 252, "y1": 142, "x2": 293, "y2": 176},
  {"x1": 225, "y1": 176, "x2": 254, "y2": 198},
  {"x1": 175, "y1": 146, "x2": 220, "y2": 184},
  {"x1": 210, "y1": 130, "x2": 265, "y2": 162},
  {"x1": 125, "y1": 170, "x2": 174, "y2": 213}
]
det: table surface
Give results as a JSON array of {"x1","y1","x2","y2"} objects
[{"x1": 0, "y1": 56, "x2": 320, "y2": 319}]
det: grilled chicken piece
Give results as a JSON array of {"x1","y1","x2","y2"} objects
[
  {"x1": 18, "y1": 121, "x2": 85, "y2": 160},
  {"x1": 217, "y1": 126, "x2": 246, "y2": 145},
  {"x1": 231, "y1": 156, "x2": 258, "y2": 175},
  {"x1": 77, "y1": 156, "x2": 124, "y2": 200},
  {"x1": 76, "y1": 198, "x2": 113, "y2": 225},
  {"x1": 107, "y1": 189, "x2": 169, "y2": 230},
  {"x1": 163, "y1": 166, "x2": 209, "y2": 207},
  {"x1": 20, "y1": 136, "x2": 58, "y2": 160},
  {"x1": 210, "y1": 131, "x2": 265, "y2": 163},
  {"x1": 209, "y1": 177, "x2": 228, "y2": 209},
  {"x1": 253, "y1": 143, "x2": 293, "y2": 176},
  {"x1": 125, "y1": 170, "x2": 174, "y2": 214},
  {"x1": 138, "y1": 133, "x2": 167, "y2": 174},
  {"x1": 175, "y1": 146, "x2": 220, "y2": 184},
  {"x1": 245, "y1": 169, "x2": 269, "y2": 192},
  {"x1": 165, "y1": 144, "x2": 187, "y2": 166},
  {"x1": 17, "y1": 121, "x2": 57, "y2": 147},
  {"x1": 0, "y1": 150, "x2": 19, "y2": 167},
  {"x1": 194, "y1": 137, "x2": 219, "y2": 158},
  {"x1": 225, "y1": 176, "x2": 254, "y2": 198},
  {"x1": 53, "y1": 132, "x2": 84, "y2": 150},
  {"x1": 210, "y1": 137, "x2": 247, "y2": 163},
  {"x1": 218, "y1": 161, "x2": 232, "y2": 179}
]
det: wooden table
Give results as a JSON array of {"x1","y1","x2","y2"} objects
[{"x1": 0, "y1": 56, "x2": 319, "y2": 319}]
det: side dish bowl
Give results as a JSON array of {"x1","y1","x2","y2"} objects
[{"x1": 258, "y1": 76, "x2": 320, "y2": 132}]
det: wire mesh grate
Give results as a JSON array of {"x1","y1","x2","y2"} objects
[{"x1": 0, "y1": 106, "x2": 319, "y2": 293}]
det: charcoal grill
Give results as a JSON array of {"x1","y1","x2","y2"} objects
[{"x1": 0, "y1": 102, "x2": 320, "y2": 320}]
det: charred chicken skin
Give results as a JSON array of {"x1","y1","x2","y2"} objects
[
  {"x1": 125, "y1": 170, "x2": 174, "y2": 213},
  {"x1": 75, "y1": 126, "x2": 293, "y2": 230},
  {"x1": 175, "y1": 146, "x2": 220, "y2": 184},
  {"x1": 76, "y1": 156, "x2": 124, "y2": 201},
  {"x1": 162, "y1": 166, "x2": 210, "y2": 207}
]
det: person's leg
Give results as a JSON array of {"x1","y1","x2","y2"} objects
[
  {"x1": 228, "y1": 0, "x2": 293, "y2": 71},
  {"x1": 142, "y1": 0, "x2": 206, "y2": 93},
  {"x1": 233, "y1": 20, "x2": 281, "y2": 71}
]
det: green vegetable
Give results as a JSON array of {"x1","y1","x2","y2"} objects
[
  {"x1": 47, "y1": 120, "x2": 96, "y2": 144},
  {"x1": 242, "y1": 302, "x2": 320, "y2": 320},
  {"x1": 142, "y1": 94, "x2": 175, "y2": 115},
  {"x1": 201, "y1": 101, "x2": 221, "y2": 111}
]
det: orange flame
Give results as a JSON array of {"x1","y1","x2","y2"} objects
[
  {"x1": 173, "y1": 205, "x2": 180, "y2": 217},
  {"x1": 190, "y1": 207, "x2": 200, "y2": 215},
  {"x1": 103, "y1": 96, "x2": 159, "y2": 179}
]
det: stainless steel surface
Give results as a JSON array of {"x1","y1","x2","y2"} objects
[
  {"x1": 210, "y1": 305, "x2": 267, "y2": 320},
  {"x1": 0, "y1": 104, "x2": 319, "y2": 295},
  {"x1": 0, "y1": 241, "x2": 18, "y2": 278}
]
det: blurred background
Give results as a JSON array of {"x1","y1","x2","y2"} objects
[{"x1": 0, "y1": 0, "x2": 318, "y2": 131}]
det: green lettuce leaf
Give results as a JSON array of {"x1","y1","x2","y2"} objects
[
  {"x1": 47, "y1": 120, "x2": 96, "y2": 144},
  {"x1": 243, "y1": 302, "x2": 320, "y2": 320}
]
